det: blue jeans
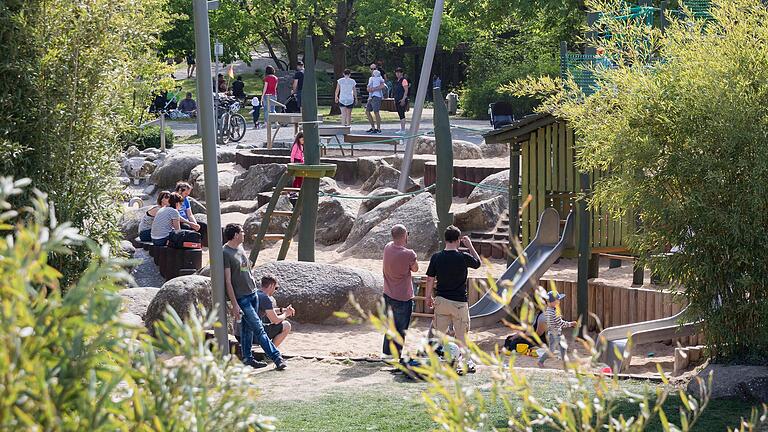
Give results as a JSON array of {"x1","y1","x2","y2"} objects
[
  {"x1": 139, "y1": 229, "x2": 151, "y2": 242},
  {"x1": 382, "y1": 294, "x2": 413, "y2": 358},
  {"x1": 263, "y1": 95, "x2": 277, "y2": 124},
  {"x1": 152, "y1": 236, "x2": 168, "y2": 246},
  {"x1": 252, "y1": 105, "x2": 261, "y2": 126},
  {"x1": 295, "y1": 92, "x2": 302, "y2": 110},
  {"x1": 237, "y1": 292, "x2": 282, "y2": 363},
  {"x1": 539, "y1": 332, "x2": 566, "y2": 364}
]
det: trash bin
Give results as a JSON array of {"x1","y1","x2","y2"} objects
[{"x1": 446, "y1": 91, "x2": 458, "y2": 115}]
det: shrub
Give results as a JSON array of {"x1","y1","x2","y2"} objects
[
  {"x1": 0, "y1": 176, "x2": 273, "y2": 431},
  {"x1": 122, "y1": 125, "x2": 175, "y2": 151},
  {"x1": 513, "y1": 0, "x2": 768, "y2": 364}
]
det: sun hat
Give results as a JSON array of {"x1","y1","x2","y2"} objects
[{"x1": 546, "y1": 290, "x2": 566, "y2": 303}]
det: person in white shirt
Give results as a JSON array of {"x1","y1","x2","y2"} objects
[
  {"x1": 335, "y1": 68, "x2": 358, "y2": 127},
  {"x1": 365, "y1": 65, "x2": 386, "y2": 134}
]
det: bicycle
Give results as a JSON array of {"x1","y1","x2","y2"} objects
[{"x1": 216, "y1": 97, "x2": 247, "y2": 143}]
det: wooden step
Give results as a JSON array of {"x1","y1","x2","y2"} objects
[
  {"x1": 263, "y1": 234, "x2": 285, "y2": 241},
  {"x1": 272, "y1": 210, "x2": 294, "y2": 216}
]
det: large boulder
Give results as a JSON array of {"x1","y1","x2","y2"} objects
[
  {"x1": 687, "y1": 364, "x2": 768, "y2": 403},
  {"x1": 149, "y1": 147, "x2": 204, "y2": 189},
  {"x1": 342, "y1": 192, "x2": 439, "y2": 260},
  {"x1": 340, "y1": 194, "x2": 413, "y2": 252},
  {"x1": 251, "y1": 261, "x2": 383, "y2": 323},
  {"x1": 188, "y1": 197, "x2": 207, "y2": 215},
  {"x1": 414, "y1": 136, "x2": 483, "y2": 160},
  {"x1": 453, "y1": 196, "x2": 506, "y2": 231},
  {"x1": 242, "y1": 196, "x2": 293, "y2": 247},
  {"x1": 122, "y1": 157, "x2": 156, "y2": 178},
  {"x1": 361, "y1": 164, "x2": 417, "y2": 193},
  {"x1": 217, "y1": 148, "x2": 237, "y2": 163},
  {"x1": 119, "y1": 206, "x2": 152, "y2": 241},
  {"x1": 357, "y1": 156, "x2": 388, "y2": 181},
  {"x1": 221, "y1": 200, "x2": 261, "y2": 214},
  {"x1": 118, "y1": 287, "x2": 161, "y2": 318},
  {"x1": 467, "y1": 169, "x2": 510, "y2": 211},
  {"x1": 360, "y1": 187, "x2": 399, "y2": 214},
  {"x1": 188, "y1": 163, "x2": 245, "y2": 201},
  {"x1": 315, "y1": 197, "x2": 357, "y2": 245},
  {"x1": 479, "y1": 140, "x2": 509, "y2": 158},
  {"x1": 319, "y1": 177, "x2": 341, "y2": 194},
  {"x1": 144, "y1": 275, "x2": 236, "y2": 335},
  {"x1": 229, "y1": 163, "x2": 286, "y2": 201}
]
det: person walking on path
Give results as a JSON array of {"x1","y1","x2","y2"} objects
[
  {"x1": 424, "y1": 225, "x2": 481, "y2": 370},
  {"x1": 382, "y1": 224, "x2": 419, "y2": 361},
  {"x1": 537, "y1": 291, "x2": 577, "y2": 368},
  {"x1": 365, "y1": 64, "x2": 386, "y2": 133},
  {"x1": 250, "y1": 93, "x2": 261, "y2": 128},
  {"x1": 186, "y1": 52, "x2": 196, "y2": 78},
  {"x1": 393, "y1": 67, "x2": 410, "y2": 134},
  {"x1": 223, "y1": 223, "x2": 287, "y2": 370},
  {"x1": 292, "y1": 61, "x2": 305, "y2": 110},
  {"x1": 335, "y1": 68, "x2": 357, "y2": 126},
  {"x1": 290, "y1": 132, "x2": 304, "y2": 189},
  {"x1": 262, "y1": 65, "x2": 279, "y2": 125}
]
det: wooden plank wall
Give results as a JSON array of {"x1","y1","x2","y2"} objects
[
  {"x1": 520, "y1": 122, "x2": 626, "y2": 251},
  {"x1": 412, "y1": 277, "x2": 702, "y2": 345}
]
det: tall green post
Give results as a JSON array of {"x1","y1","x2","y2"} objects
[
  {"x1": 298, "y1": 35, "x2": 320, "y2": 262},
  {"x1": 433, "y1": 88, "x2": 453, "y2": 247},
  {"x1": 577, "y1": 171, "x2": 591, "y2": 335}
]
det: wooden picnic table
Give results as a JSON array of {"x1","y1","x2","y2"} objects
[
  {"x1": 319, "y1": 125, "x2": 351, "y2": 156},
  {"x1": 266, "y1": 112, "x2": 324, "y2": 148}
]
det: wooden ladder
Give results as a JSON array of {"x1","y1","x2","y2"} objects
[{"x1": 249, "y1": 172, "x2": 305, "y2": 263}]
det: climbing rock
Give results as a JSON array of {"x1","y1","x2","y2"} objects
[
  {"x1": 118, "y1": 287, "x2": 161, "y2": 319},
  {"x1": 315, "y1": 197, "x2": 358, "y2": 245},
  {"x1": 479, "y1": 140, "x2": 509, "y2": 158},
  {"x1": 340, "y1": 194, "x2": 413, "y2": 252},
  {"x1": 220, "y1": 200, "x2": 261, "y2": 214},
  {"x1": 687, "y1": 364, "x2": 768, "y2": 403},
  {"x1": 188, "y1": 163, "x2": 245, "y2": 201},
  {"x1": 125, "y1": 145, "x2": 141, "y2": 158},
  {"x1": 359, "y1": 187, "x2": 400, "y2": 214},
  {"x1": 467, "y1": 169, "x2": 509, "y2": 212},
  {"x1": 357, "y1": 156, "x2": 389, "y2": 182},
  {"x1": 361, "y1": 164, "x2": 417, "y2": 193},
  {"x1": 122, "y1": 157, "x2": 157, "y2": 178},
  {"x1": 229, "y1": 163, "x2": 286, "y2": 201},
  {"x1": 149, "y1": 147, "x2": 204, "y2": 189},
  {"x1": 119, "y1": 205, "x2": 152, "y2": 241},
  {"x1": 319, "y1": 176, "x2": 341, "y2": 194},
  {"x1": 414, "y1": 136, "x2": 483, "y2": 160},
  {"x1": 342, "y1": 192, "x2": 439, "y2": 260},
  {"x1": 251, "y1": 261, "x2": 383, "y2": 323},
  {"x1": 217, "y1": 148, "x2": 237, "y2": 163},
  {"x1": 188, "y1": 197, "x2": 207, "y2": 215},
  {"x1": 453, "y1": 196, "x2": 506, "y2": 231}
]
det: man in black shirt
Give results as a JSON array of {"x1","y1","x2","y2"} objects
[
  {"x1": 425, "y1": 225, "x2": 481, "y2": 347},
  {"x1": 232, "y1": 76, "x2": 246, "y2": 100},
  {"x1": 292, "y1": 61, "x2": 304, "y2": 110}
]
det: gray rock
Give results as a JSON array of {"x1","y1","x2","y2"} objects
[
  {"x1": 360, "y1": 187, "x2": 399, "y2": 214},
  {"x1": 479, "y1": 141, "x2": 509, "y2": 158},
  {"x1": 467, "y1": 169, "x2": 509, "y2": 213},
  {"x1": 143, "y1": 184, "x2": 158, "y2": 195},
  {"x1": 687, "y1": 364, "x2": 768, "y2": 403},
  {"x1": 149, "y1": 147, "x2": 204, "y2": 189},
  {"x1": 142, "y1": 153, "x2": 159, "y2": 162},
  {"x1": 144, "y1": 275, "x2": 237, "y2": 335},
  {"x1": 319, "y1": 177, "x2": 340, "y2": 194},
  {"x1": 315, "y1": 197, "x2": 357, "y2": 245},
  {"x1": 361, "y1": 164, "x2": 417, "y2": 193},
  {"x1": 125, "y1": 145, "x2": 141, "y2": 158},
  {"x1": 217, "y1": 148, "x2": 237, "y2": 163},
  {"x1": 144, "y1": 147, "x2": 161, "y2": 155},
  {"x1": 343, "y1": 192, "x2": 439, "y2": 260},
  {"x1": 453, "y1": 196, "x2": 506, "y2": 231},
  {"x1": 188, "y1": 197, "x2": 207, "y2": 215},
  {"x1": 120, "y1": 240, "x2": 136, "y2": 256},
  {"x1": 118, "y1": 287, "x2": 161, "y2": 318},
  {"x1": 123, "y1": 157, "x2": 156, "y2": 178},
  {"x1": 119, "y1": 312, "x2": 144, "y2": 327},
  {"x1": 229, "y1": 163, "x2": 286, "y2": 201},
  {"x1": 236, "y1": 143, "x2": 256, "y2": 150},
  {"x1": 357, "y1": 156, "x2": 388, "y2": 182},
  {"x1": 119, "y1": 206, "x2": 152, "y2": 241},
  {"x1": 340, "y1": 194, "x2": 413, "y2": 252},
  {"x1": 119, "y1": 177, "x2": 131, "y2": 186},
  {"x1": 388, "y1": 155, "x2": 430, "y2": 178},
  {"x1": 188, "y1": 163, "x2": 244, "y2": 201},
  {"x1": 221, "y1": 200, "x2": 261, "y2": 214},
  {"x1": 251, "y1": 261, "x2": 383, "y2": 323},
  {"x1": 414, "y1": 136, "x2": 483, "y2": 160},
  {"x1": 242, "y1": 196, "x2": 293, "y2": 247}
]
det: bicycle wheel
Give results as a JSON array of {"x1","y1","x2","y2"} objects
[
  {"x1": 228, "y1": 114, "x2": 247, "y2": 142},
  {"x1": 218, "y1": 113, "x2": 231, "y2": 144}
]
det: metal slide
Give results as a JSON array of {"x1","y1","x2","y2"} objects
[
  {"x1": 469, "y1": 208, "x2": 575, "y2": 328},
  {"x1": 598, "y1": 309, "x2": 701, "y2": 372}
]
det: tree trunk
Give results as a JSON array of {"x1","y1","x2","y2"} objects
[{"x1": 327, "y1": 0, "x2": 354, "y2": 116}]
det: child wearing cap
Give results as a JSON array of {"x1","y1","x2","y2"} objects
[{"x1": 537, "y1": 290, "x2": 577, "y2": 367}]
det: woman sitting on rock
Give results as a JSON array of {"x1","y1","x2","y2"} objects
[
  {"x1": 138, "y1": 191, "x2": 171, "y2": 242},
  {"x1": 150, "y1": 192, "x2": 184, "y2": 246}
]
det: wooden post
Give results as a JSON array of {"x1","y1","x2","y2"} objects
[
  {"x1": 159, "y1": 112, "x2": 166, "y2": 152},
  {"x1": 577, "y1": 171, "x2": 591, "y2": 334},
  {"x1": 508, "y1": 141, "x2": 520, "y2": 265},
  {"x1": 633, "y1": 262, "x2": 644, "y2": 285},
  {"x1": 588, "y1": 253, "x2": 600, "y2": 279},
  {"x1": 298, "y1": 35, "x2": 320, "y2": 262},
  {"x1": 433, "y1": 87, "x2": 453, "y2": 248}
]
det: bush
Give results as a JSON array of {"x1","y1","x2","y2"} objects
[
  {"x1": 0, "y1": 177, "x2": 273, "y2": 431},
  {"x1": 514, "y1": 0, "x2": 768, "y2": 363},
  {"x1": 122, "y1": 125, "x2": 175, "y2": 150}
]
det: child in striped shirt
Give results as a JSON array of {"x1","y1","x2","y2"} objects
[{"x1": 537, "y1": 290, "x2": 577, "y2": 367}]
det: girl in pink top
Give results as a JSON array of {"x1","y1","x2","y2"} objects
[{"x1": 290, "y1": 132, "x2": 304, "y2": 188}]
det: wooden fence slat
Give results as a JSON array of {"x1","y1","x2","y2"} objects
[
  {"x1": 558, "y1": 122, "x2": 566, "y2": 192},
  {"x1": 629, "y1": 289, "x2": 637, "y2": 325},
  {"x1": 537, "y1": 127, "x2": 546, "y2": 226},
  {"x1": 545, "y1": 125, "x2": 552, "y2": 192},
  {"x1": 588, "y1": 283, "x2": 597, "y2": 330},
  {"x1": 612, "y1": 286, "x2": 622, "y2": 327},
  {"x1": 521, "y1": 136, "x2": 531, "y2": 244},
  {"x1": 602, "y1": 285, "x2": 612, "y2": 328},
  {"x1": 566, "y1": 127, "x2": 575, "y2": 192}
]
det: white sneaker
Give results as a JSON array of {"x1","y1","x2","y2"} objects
[
  {"x1": 394, "y1": 129, "x2": 405, "y2": 135},
  {"x1": 466, "y1": 359, "x2": 477, "y2": 374}
]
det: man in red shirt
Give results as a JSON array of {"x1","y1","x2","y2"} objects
[{"x1": 382, "y1": 224, "x2": 419, "y2": 361}]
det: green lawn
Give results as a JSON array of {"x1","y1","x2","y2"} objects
[{"x1": 253, "y1": 363, "x2": 756, "y2": 432}]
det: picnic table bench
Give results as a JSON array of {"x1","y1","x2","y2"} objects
[
  {"x1": 133, "y1": 238, "x2": 203, "y2": 280},
  {"x1": 318, "y1": 125, "x2": 351, "y2": 156}
]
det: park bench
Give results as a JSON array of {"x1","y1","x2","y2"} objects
[{"x1": 134, "y1": 238, "x2": 203, "y2": 280}]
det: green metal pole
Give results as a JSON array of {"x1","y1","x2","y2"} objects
[
  {"x1": 508, "y1": 142, "x2": 520, "y2": 266},
  {"x1": 433, "y1": 87, "x2": 453, "y2": 248},
  {"x1": 298, "y1": 35, "x2": 320, "y2": 262},
  {"x1": 577, "y1": 171, "x2": 590, "y2": 335}
]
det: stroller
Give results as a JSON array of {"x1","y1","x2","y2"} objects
[{"x1": 488, "y1": 101, "x2": 515, "y2": 129}]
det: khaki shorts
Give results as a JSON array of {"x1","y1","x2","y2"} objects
[{"x1": 433, "y1": 296, "x2": 470, "y2": 343}]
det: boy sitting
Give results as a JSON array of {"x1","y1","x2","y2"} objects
[{"x1": 257, "y1": 274, "x2": 295, "y2": 347}]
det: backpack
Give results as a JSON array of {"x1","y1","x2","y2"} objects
[
  {"x1": 285, "y1": 94, "x2": 300, "y2": 113},
  {"x1": 168, "y1": 230, "x2": 202, "y2": 249}
]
